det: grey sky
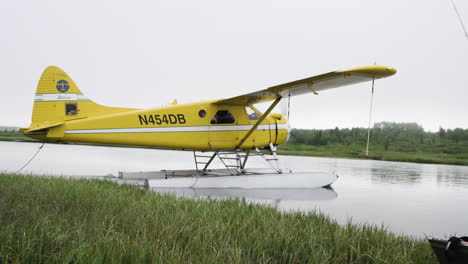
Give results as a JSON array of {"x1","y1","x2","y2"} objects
[{"x1": 1, "y1": 0, "x2": 467, "y2": 131}]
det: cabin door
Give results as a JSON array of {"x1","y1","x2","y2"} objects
[
  {"x1": 269, "y1": 119, "x2": 279, "y2": 145},
  {"x1": 208, "y1": 109, "x2": 237, "y2": 150}
]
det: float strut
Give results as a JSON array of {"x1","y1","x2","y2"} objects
[{"x1": 203, "y1": 152, "x2": 218, "y2": 171}]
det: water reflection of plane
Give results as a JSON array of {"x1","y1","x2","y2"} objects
[{"x1": 149, "y1": 187, "x2": 338, "y2": 210}]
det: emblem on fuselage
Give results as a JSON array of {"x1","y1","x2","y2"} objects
[{"x1": 56, "y1": 80, "x2": 70, "y2": 93}]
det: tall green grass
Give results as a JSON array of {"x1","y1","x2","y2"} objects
[{"x1": 0, "y1": 173, "x2": 436, "y2": 263}]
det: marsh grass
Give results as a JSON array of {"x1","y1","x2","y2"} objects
[{"x1": 0, "y1": 173, "x2": 436, "y2": 263}]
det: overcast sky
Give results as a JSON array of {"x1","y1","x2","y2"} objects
[{"x1": 1, "y1": 0, "x2": 467, "y2": 131}]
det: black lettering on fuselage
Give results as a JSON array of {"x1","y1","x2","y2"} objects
[
  {"x1": 168, "y1": 114, "x2": 177, "y2": 124},
  {"x1": 177, "y1": 114, "x2": 186, "y2": 124},
  {"x1": 162, "y1": 115, "x2": 168, "y2": 124},
  {"x1": 148, "y1": 115, "x2": 155, "y2": 124},
  {"x1": 138, "y1": 115, "x2": 148, "y2": 125},
  {"x1": 138, "y1": 114, "x2": 187, "y2": 126}
]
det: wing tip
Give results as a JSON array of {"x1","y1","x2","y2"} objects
[{"x1": 341, "y1": 65, "x2": 397, "y2": 78}]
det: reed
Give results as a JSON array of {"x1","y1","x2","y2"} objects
[{"x1": 0, "y1": 173, "x2": 436, "y2": 263}]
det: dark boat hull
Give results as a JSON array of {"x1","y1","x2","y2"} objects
[{"x1": 428, "y1": 237, "x2": 468, "y2": 264}]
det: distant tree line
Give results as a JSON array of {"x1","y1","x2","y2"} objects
[
  {"x1": 1, "y1": 129, "x2": 20, "y2": 134},
  {"x1": 288, "y1": 122, "x2": 468, "y2": 154}
]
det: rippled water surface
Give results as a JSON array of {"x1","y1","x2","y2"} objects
[{"x1": 1, "y1": 141, "x2": 467, "y2": 238}]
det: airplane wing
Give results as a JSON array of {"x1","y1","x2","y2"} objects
[{"x1": 214, "y1": 65, "x2": 397, "y2": 106}]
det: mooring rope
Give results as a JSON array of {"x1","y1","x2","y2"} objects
[
  {"x1": 14, "y1": 142, "x2": 45, "y2": 174},
  {"x1": 287, "y1": 90, "x2": 291, "y2": 120},
  {"x1": 365, "y1": 77, "x2": 375, "y2": 157}
]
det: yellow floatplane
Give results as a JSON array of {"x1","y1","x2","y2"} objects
[{"x1": 21, "y1": 65, "x2": 396, "y2": 188}]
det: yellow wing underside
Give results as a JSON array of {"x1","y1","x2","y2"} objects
[{"x1": 215, "y1": 65, "x2": 397, "y2": 106}]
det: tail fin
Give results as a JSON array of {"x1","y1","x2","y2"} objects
[{"x1": 23, "y1": 66, "x2": 135, "y2": 132}]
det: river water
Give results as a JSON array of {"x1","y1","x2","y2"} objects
[{"x1": 1, "y1": 141, "x2": 467, "y2": 238}]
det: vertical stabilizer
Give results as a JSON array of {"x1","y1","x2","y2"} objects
[{"x1": 25, "y1": 66, "x2": 135, "y2": 132}]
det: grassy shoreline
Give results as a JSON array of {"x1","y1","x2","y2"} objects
[
  {"x1": 0, "y1": 173, "x2": 436, "y2": 263},
  {"x1": 0, "y1": 134, "x2": 36, "y2": 142},
  {"x1": 1, "y1": 133, "x2": 467, "y2": 166}
]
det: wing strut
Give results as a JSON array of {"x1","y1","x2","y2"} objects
[{"x1": 237, "y1": 97, "x2": 282, "y2": 149}]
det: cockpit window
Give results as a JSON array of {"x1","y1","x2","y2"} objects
[
  {"x1": 211, "y1": 110, "x2": 235, "y2": 124},
  {"x1": 246, "y1": 107, "x2": 260, "y2": 120}
]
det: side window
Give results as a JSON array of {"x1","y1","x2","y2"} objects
[
  {"x1": 211, "y1": 110, "x2": 235, "y2": 124},
  {"x1": 66, "y1": 103, "x2": 79, "y2": 116}
]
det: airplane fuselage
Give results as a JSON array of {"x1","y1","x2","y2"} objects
[{"x1": 25, "y1": 100, "x2": 289, "y2": 151}]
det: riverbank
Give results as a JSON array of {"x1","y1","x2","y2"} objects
[
  {"x1": 0, "y1": 133, "x2": 35, "y2": 142},
  {"x1": 0, "y1": 173, "x2": 435, "y2": 263},
  {"x1": 278, "y1": 143, "x2": 468, "y2": 166}
]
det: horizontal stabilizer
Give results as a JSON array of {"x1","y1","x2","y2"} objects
[{"x1": 21, "y1": 122, "x2": 63, "y2": 133}]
